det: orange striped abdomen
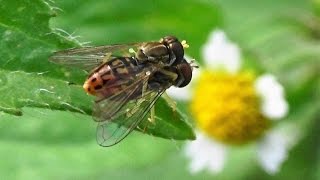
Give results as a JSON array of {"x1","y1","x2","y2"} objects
[{"x1": 83, "y1": 57, "x2": 141, "y2": 98}]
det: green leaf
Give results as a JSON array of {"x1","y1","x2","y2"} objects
[
  {"x1": 0, "y1": 0, "x2": 221, "y2": 140},
  {"x1": 0, "y1": 70, "x2": 92, "y2": 116},
  {"x1": 0, "y1": 1, "x2": 87, "y2": 116}
]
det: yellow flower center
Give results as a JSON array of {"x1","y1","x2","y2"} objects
[{"x1": 190, "y1": 71, "x2": 271, "y2": 145}]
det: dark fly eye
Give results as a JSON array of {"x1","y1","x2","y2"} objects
[
  {"x1": 91, "y1": 78, "x2": 97, "y2": 82},
  {"x1": 169, "y1": 42, "x2": 184, "y2": 62},
  {"x1": 175, "y1": 61, "x2": 193, "y2": 88},
  {"x1": 161, "y1": 35, "x2": 184, "y2": 64}
]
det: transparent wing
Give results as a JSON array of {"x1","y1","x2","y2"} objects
[
  {"x1": 93, "y1": 67, "x2": 166, "y2": 147},
  {"x1": 92, "y1": 73, "x2": 149, "y2": 122},
  {"x1": 96, "y1": 90, "x2": 164, "y2": 147},
  {"x1": 49, "y1": 43, "x2": 145, "y2": 71}
]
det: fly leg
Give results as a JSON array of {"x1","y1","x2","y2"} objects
[
  {"x1": 148, "y1": 105, "x2": 156, "y2": 124},
  {"x1": 153, "y1": 69, "x2": 178, "y2": 110},
  {"x1": 142, "y1": 105, "x2": 156, "y2": 133},
  {"x1": 145, "y1": 81, "x2": 156, "y2": 127},
  {"x1": 162, "y1": 92, "x2": 177, "y2": 111},
  {"x1": 141, "y1": 77, "x2": 156, "y2": 132}
]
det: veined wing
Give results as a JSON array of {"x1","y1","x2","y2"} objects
[
  {"x1": 49, "y1": 43, "x2": 146, "y2": 71},
  {"x1": 93, "y1": 66, "x2": 166, "y2": 147},
  {"x1": 96, "y1": 89, "x2": 164, "y2": 147},
  {"x1": 92, "y1": 70, "x2": 150, "y2": 122}
]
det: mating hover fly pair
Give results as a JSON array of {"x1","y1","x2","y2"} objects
[{"x1": 50, "y1": 36, "x2": 194, "y2": 147}]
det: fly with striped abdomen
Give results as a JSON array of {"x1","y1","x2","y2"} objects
[{"x1": 49, "y1": 36, "x2": 195, "y2": 147}]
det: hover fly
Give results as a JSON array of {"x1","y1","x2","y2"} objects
[{"x1": 49, "y1": 36, "x2": 195, "y2": 147}]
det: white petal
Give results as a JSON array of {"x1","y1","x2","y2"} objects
[
  {"x1": 167, "y1": 64, "x2": 201, "y2": 101},
  {"x1": 257, "y1": 126, "x2": 299, "y2": 174},
  {"x1": 255, "y1": 74, "x2": 289, "y2": 119},
  {"x1": 184, "y1": 132, "x2": 227, "y2": 174},
  {"x1": 166, "y1": 86, "x2": 191, "y2": 101},
  {"x1": 201, "y1": 29, "x2": 241, "y2": 73}
]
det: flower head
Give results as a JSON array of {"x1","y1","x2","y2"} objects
[
  {"x1": 191, "y1": 71, "x2": 270, "y2": 145},
  {"x1": 168, "y1": 29, "x2": 296, "y2": 175}
]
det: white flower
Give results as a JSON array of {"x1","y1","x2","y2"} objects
[{"x1": 169, "y1": 29, "x2": 298, "y2": 175}]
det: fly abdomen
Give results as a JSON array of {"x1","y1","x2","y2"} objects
[
  {"x1": 108, "y1": 57, "x2": 140, "y2": 77},
  {"x1": 84, "y1": 57, "x2": 143, "y2": 97}
]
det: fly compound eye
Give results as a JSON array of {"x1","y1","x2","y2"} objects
[
  {"x1": 169, "y1": 41, "x2": 184, "y2": 62},
  {"x1": 160, "y1": 35, "x2": 184, "y2": 64},
  {"x1": 175, "y1": 61, "x2": 193, "y2": 88}
]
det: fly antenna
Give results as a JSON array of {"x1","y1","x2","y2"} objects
[{"x1": 181, "y1": 40, "x2": 189, "y2": 49}]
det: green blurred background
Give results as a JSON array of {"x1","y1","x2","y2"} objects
[{"x1": 0, "y1": 0, "x2": 319, "y2": 179}]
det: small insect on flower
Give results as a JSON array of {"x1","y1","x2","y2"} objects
[{"x1": 49, "y1": 36, "x2": 195, "y2": 147}]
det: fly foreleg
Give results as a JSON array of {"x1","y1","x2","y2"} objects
[{"x1": 162, "y1": 92, "x2": 177, "y2": 112}]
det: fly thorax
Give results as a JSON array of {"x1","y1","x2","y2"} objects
[{"x1": 136, "y1": 42, "x2": 170, "y2": 63}]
